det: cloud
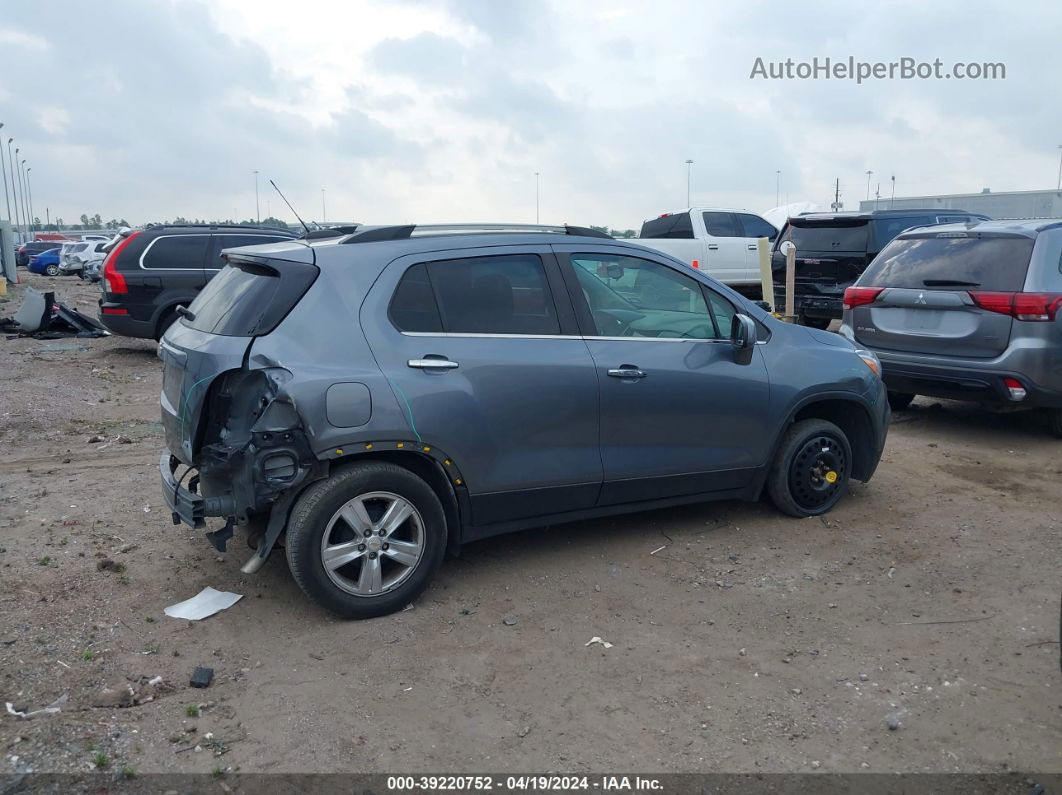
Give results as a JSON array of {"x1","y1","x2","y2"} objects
[{"x1": 0, "y1": 0, "x2": 1057, "y2": 228}]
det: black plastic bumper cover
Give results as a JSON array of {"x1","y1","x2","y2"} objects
[{"x1": 160, "y1": 452, "x2": 236, "y2": 529}]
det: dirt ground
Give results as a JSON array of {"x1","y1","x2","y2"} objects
[{"x1": 0, "y1": 274, "x2": 1059, "y2": 780}]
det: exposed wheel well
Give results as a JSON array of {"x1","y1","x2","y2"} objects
[
  {"x1": 329, "y1": 450, "x2": 462, "y2": 552},
  {"x1": 792, "y1": 399, "x2": 876, "y2": 481}
]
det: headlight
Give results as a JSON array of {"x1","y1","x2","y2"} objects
[{"x1": 854, "y1": 348, "x2": 881, "y2": 377}]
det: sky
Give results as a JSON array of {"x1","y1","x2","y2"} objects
[{"x1": 0, "y1": 0, "x2": 1058, "y2": 230}]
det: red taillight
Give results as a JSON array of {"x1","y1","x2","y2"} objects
[
  {"x1": 101, "y1": 307, "x2": 128, "y2": 315},
  {"x1": 843, "y1": 286, "x2": 883, "y2": 309},
  {"x1": 1002, "y1": 377, "x2": 1027, "y2": 401},
  {"x1": 101, "y1": 231, "x2": 139, "y2": 294},
  {"x1": 969, "y1": 291, "x2": 1062, "y2": 322}
]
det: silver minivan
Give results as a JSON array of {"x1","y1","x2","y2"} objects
[{"x1": 839, "y1": 218, "x2": 1062, "y2": 435}]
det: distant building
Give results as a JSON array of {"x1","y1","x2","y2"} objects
[{"x1": 859, "y1": 188, "x2": 1062, "y2": 219}]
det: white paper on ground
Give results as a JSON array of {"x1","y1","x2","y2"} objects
[{"x1": 164, "y1": 586, "x2": 243, "y2": 621}]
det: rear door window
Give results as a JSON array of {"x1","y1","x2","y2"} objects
[
  {"x1": 142, "y1": 235, "x2": 209, "y2": 269},
  {"x1": 736, "y1": 213, "x2": 777, "y2": 240},
  {"x1": 702, "y1": 212, "x2": 741, "y2": 237},
  {"x1": 639, "y1": 214, "x2": 694, "y2": 239},
  {"x1": 208, "y1": 234, "x2": 290, "y2": 269},
  {"x1": 390, "y1": 254, "x2": 560, "y2": 335},
  {"x1": 785, "y1": 222, "x2": 868, "y2": 252},
  {"x1": 871, "y1": 216, "x2": 934, "y2": 249},
  {"x1": 861, "y1": 235, "x2": 1035, "y2": 291}
]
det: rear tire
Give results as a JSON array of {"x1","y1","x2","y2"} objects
[
  {"x1": 154, "y1": 309, "x2": 179, "y2": 341},
  {"x1": 887, "y1": 391, "x2": 916, "y2": 411},
  {"x1": 1046, "y1": 409, "x2": 1062, "y2": 439},
  {"x1": 285, "y1": 462, "x2": 447, "y2": 619},
  {"x1": 800, "y1": 315, "x2": 831, "y2": 330},
  {"x1": 45, "y1": 264, "x2": 60, "y2": 276},
  {"x1": 767, "y1": 419, "x2": 852, "y2": 517}
]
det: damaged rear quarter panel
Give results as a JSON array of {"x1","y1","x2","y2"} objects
[{"x1": 243, "y1": 261, "x2": 413, "y2": 457}]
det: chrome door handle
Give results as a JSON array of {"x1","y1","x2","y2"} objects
[
  {"x1": 707, "y1": 243, "x2": 719, "y2": 250},
  {"x1": 607, "y1": 367, "x2": 647, "y2": 379},
  {"x1": 408, "y1": 358, "x2": 459, "y2": 370}
]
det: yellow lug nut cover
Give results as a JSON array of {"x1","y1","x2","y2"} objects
[{"x1": 825, "y1": 471, "x2": 838, "y2": 484}]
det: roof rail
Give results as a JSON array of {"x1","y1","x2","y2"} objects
[
  {"x1": 339, "y1": 223, "x2": 612, "y2": 244},
  {"x1": 301, "y1": 224, "x2": 360, "y2": 240}
]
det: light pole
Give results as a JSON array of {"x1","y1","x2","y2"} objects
[
  {"x1": 685, "y1": 159, "x2": 694, "y2": 207},
  {"x1": 891, "y1": 175, "x2": 896, "y2": 208},
  {"x1": 534, "y1": 172, "x2": 540, "y2": 223},
  {"x1": 15, "y1": 150, "x2": 27, "y2": 239},
  {"x1": 8, "y1": 141, "x2": 21, "y2": 240},
  {"x1": 1056, "y1": 145, "x2": 1062, "y2": 191},
  {"x1": 20, "y1": 159, "x2": 30, "y2": 235},
  {"x1": 25, "y1": 167, "x2": 34, "y2": 233},
  {"x1": 775, "y1": 170, "x2": 781, "y2": 207},
  {"x1": 253, "y1": 170, "x2": 260, "y2": 223},
  {"x1": 865, "y1": 170, "x2": 873, "y2": 201},
  {"x1": 321, "y1": 189, "x2": 326, "y2": 224}
]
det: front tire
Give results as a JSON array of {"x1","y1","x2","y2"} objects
[
  {"x1": 285, "y1": 462, "x2": 447, "y2": 619},
  {"x1": 767, "y1": 419, "x2": 852, "y2": 517},
  {"x1": 45, "y1": 264, "x2": 60, "y2": 276}
]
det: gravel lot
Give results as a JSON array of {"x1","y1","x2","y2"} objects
[{"x1": 0, "y1": 274, "x2": 1059, "y2": 780}]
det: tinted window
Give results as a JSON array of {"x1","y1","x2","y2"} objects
[
  {"x1": 783, "y1": 222, "x2": 868, "y2": 253},
  {"x1": 737, "y1": 213, "x2": 777, "y2": 240},
  {"x1": 391, "y1": 254, "x2": 560, "y2": 335},
  {"x1": 871, "y1": 216, "x2": 934, "y2": 249},
  {"x1": 861, "y1": 235, "x2": 1035, "y2": 292},
  {"x1": 187, "y1": 260, "x2": 318, "y2": 337},
  {"x1": 209, "y1": 234, "x2": 289, "y2": 268},
  {"x1": 94, "y1": 243, "x2": 108, "y2": 253},
  {"x1": 390, "y1": 263, "x2": 443, "y2": 333},
  {"x1": 142, "y1": 235, "x2": 209, "y2": 269},
  {"x1": 702, "y1": 212, "x2": 741, "y2": 238},
  {"x1": 639, "y1": 214, "x2": 694, "y2": 239},
  {"x1": 571, "y1": 253, "x2": 718, "y2": 339}
]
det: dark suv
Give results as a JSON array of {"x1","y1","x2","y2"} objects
[
  {"x1": 98, "y1": 224, "x2": 295, "y2": 340},
  {"x1": 17, "y1": 240, "x2": 70, "y2": 267},
  {"x1": 772, "y1": 209, "x2": 989, "y2": 328},
  {"x1": 159, "y1": 223, "x2": 889, "y2": 619}
]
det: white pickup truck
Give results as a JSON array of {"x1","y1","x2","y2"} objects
[{"x1": 632, "y1": 208, "x2": 778, "y2": 289}]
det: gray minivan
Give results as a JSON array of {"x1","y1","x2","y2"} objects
[
  {"x1": 840, "y1": 219, "x2": 1062, "y2": 434},
  {"x1": 159, "y1": 224, "x2": 889, "y2": 618}
]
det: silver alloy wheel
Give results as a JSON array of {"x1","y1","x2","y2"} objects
[{"x1": 320, "y1": 491, "x2": 425, "y2": 597}]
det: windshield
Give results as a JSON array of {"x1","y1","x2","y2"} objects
[{"x1": 861, "y1": 235, "x2": 1035, "y2": 291}]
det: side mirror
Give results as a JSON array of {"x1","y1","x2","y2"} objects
[{"x1": 731, "y1": 314, "x2": 756, "y2": 365}]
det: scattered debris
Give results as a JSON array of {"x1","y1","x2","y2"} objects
[
  {"x1": 164, "y1": 587, "x2": 243, "y2": 621},
  {"x1": 649, "y1": 545, "x2": 667, "y2": 555},
  {"x1": 585, "y1": 636, "x2": 613, "y2": 649},
  {"x1": 859, "y1": 673, "x2": 870, "y2": 682},
  {"x1": 1, "y1": 288, "x2": 107, "y2": 338},
  {"x1": 92, "y1": 682, "x2": 137, "y2": 709},
  {"x1": 5, "y1": 693, "x2": 67, "y2": 719},
  {"x1": 886, "y1": 715, "x2": 902, "y2": 731},
  {"x1": 96, "y1": 558, "x2": 124, "y2": 573},
  {"x1": 190, "y1": 666, "x2": 215, "y2": 689},
  {"x1": 503, "y1": 616, "x2": 518, "y2": 626},
  {"x1": 518, "y1": 725, "x2": 532, "y2": 738}
]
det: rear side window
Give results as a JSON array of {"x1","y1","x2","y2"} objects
[
  {"x1": 702, "y1": 212, "x2": 741, "y2": 237},
  {"x1": 871, "y1": 216, "x2": 934, "y2": 249},
  {"x1": 736, "y1": 213, "x2": 777, "y2": 240},
  {"x1": 208, "y1": 234, "x2": 289, "y2": 268},
  {"x1": 186, "y1": 260, "x2": 318, "y2": 336},
  {"x1": 784, "y1": 222, "x2": 868, "y2": 253},
  {"x1": 142, "y1": 235, "x2": 209, "y2": 269},
  {"x1": 861, "y1": 236, "x2": 1035, "y2": 292},
  {"x1": 390, "y1": 254, "x2": 560, "y2": 335},
  {"x1": 640, "y1": 214, "x2": 694, "y2": 239}
]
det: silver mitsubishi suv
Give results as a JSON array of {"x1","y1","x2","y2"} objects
[
  {"x1": 840, "y1": 218, "x2": 1062, "y2": 435},
  {"x1": 160, "y1": 224, "x2": 888, "y2": 618}
]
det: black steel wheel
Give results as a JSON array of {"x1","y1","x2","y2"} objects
[{"x1": 767, "y1": 419, "x2": 852, "y2": 517}]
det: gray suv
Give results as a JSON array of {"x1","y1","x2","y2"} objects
[
  {"x1": 839, "y1": 219, "x2": 1062, "y2": 435},
  {"x1": 159, "y1": 224, "x2": 889, "y2": 618}
]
